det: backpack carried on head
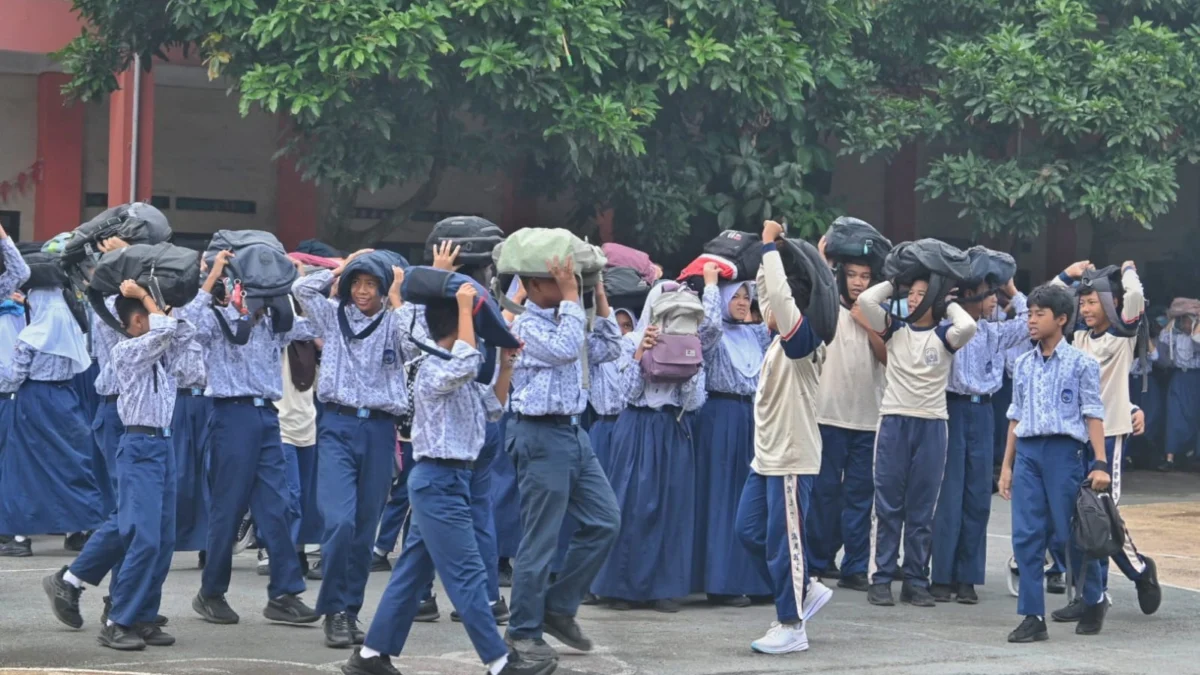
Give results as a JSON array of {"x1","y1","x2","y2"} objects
[
  {"x1": 334, "y1": 250, "x2": 408, "y2": 341},
  {"x1": 641, "y1": 284, "x2": 705, "y2": 384},
  {"x1": 1079, "y1": 265, "x2": 1152, "y2": 389},
  {"x1": 205, "y1": 230, "x2": 298, "y2": 344},
  {"x1": 824, "y1": 217, "x2": 892, "y2": 271},
  {"x1": 882, "y1": 239, "x2": 972, "y2": 323},
  {"x1": 425, "y1": 216, "x2": 505, "y2": 268},
  {"x1": 601, "y1": 243, "x2": 658, "y2": 285},
  {"x1": 604, "y1": 266, "x2": 651, "y2": 305},
  {"x1": 86, "y1": 243, "x2": 201, "y2": 337},
  {"x1": 62, "y1": 203, "x2": 173, "y2": 267},
  {"x1": 963, "y1": 245, "x2": 1017, "y2": 295},
  {"x1": 776, "y1": 237, "x2": 839, "y2": 345},
  {"x1": 18, "y1": 242, "x2": 70, "y2": 292}
]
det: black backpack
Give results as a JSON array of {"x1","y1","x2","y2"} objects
[
  {"x1": 604, "y1": 266, "x2": 651, "y2": 298},
  {"x1": 777, "y1": 238, "x2": 839, "y2": 345},
  {"x1": 882, "y1": 239, "x2": 972, "y2": 323},
  {"x1": 18, "y1": 243, "x2": 90, "y2": 332},
  {"x1": 62, "y1": 202, "x2": 173, "y2": 266},
  {"x1": 964, "y1": 245, "x2": 1017, "y2": 289},
  {"x1": 86, "y1": 243, "x2": 201, "y2": 337},
  {"x1": 424, "y1": 216, "x2": 505, "y2": 267},
  {"x1": 703, "y1": 230, "x2": 763, "y2": 281},
  {"x1": 205, "y1": 230, "x2": 297, "y2": 343},
  {"x1": 824, "y1": 217, "x2": 892, "y2": 270},
  {"x1": 1068, "y1": 485, "x2": 1126, "y2": 597}
]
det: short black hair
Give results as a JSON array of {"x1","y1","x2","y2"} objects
[
  {"x1": 115, "y1": 295, "x2": 149, "y2": 327},
  {"x1": 1027, "y1": 283, "x2": 1074, "y2": 320},
  {"x1": 424, "y1": 299, "x2": 459, "y2": 342}
]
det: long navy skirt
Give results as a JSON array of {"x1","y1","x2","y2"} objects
[
  {"x1": 490, "y1": 413, "x2": 522, "y2": 559},
  {"x1": 173, "y1": 393, "x2": 213, "y2": 551},
  {"x1": 74, "y1": 361, "x2": 115, "y2": 514},
  {"x1": 0, "y1": 381, "x2": 107, "y2": 535},
  {"x1": 0, "y1": 395, "x2": 13, "y2": 480},
  {"x1": 592, "y1": 406, "x2": 695, "y2": 602},
  {"x1": 693, "y1": 396, "x2": 771, "y2": 596}
]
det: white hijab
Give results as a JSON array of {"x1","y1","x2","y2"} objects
[
  {"x1": 630, "y1": 281, "x2": 684, "y2": 408},
  {"x1": 19, "y1": 288, "x2": 91, "y2": 375},
  {"x1": 0, "y1": 311, "x2": 22, "y2": 380},
  {"x1": 720, "y1": 281, "x2": 763, "y2": 378}
]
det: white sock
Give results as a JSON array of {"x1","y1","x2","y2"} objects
[
  {"x1": 63, "y1": 570, "x2": 85, "y2": 589},
  {"x1": 15, "y1": 535, "x2": 28, "y2": 542},
  {"x1": 359, "y1": 646, "x2": 382, "y2": 659},
  {"x1": 106, "y1": 619, "x2": 114, "y2": 627},
  {"x1": 373, "y1": 547, "x2": 388, "y2": 557},
  {"x1": 490, "y1": 600, "x2": 497, "y2": 607},
  {"x1": 487, "y1": 654, "x2": 509, "y2": 675}
]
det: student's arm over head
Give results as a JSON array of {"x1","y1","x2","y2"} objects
[
  {"x1": 0, "y1": 236, "x2": 31, "y2": 296},
  {"x1": 587, "y1": 313, "x2": 624, "y2": 365},
  {"x1": 291, "y1": 268, "x2": 338, "y2": 340},
  {"x1": 698, "y1": 268, "x2": 724, "y2": 351},
  {"x1": 942, "y1": 302, "x2": 979, "y2": 351},
  {"x1": 854, "y1": 280, "x2": 893, "y2": 334},
  {"x1": 1119, "y1": 262, "x2": 1145, "y2": 325},
  {"x1": 419, "y1": 341, "x2": 484, "y2": 396},
  {"x1": 759, "y1": 241, "x2": 805, "y2": 340},
  {"x1": 514, "y1": 301, "x2": 587, "y2": 367},
  {"x1": 994, "y1": 291, "x2": 1032, "y2": 351}
]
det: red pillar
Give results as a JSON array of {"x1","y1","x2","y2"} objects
[
  {"x1": 107, "y1": 66, "x2": 155, "y2": 206},
  {"x1": 1046, "y1": 212, "x2": 1076, "y2": 278},
  {"x1": 884, "y1": 144, "x2": 919, "y2": 243},
  {"x1": 34, "y1": 72, "x2": 84, "y2": 239},
  {"x1": 275, "y1": 129, "x2": 319, "y2": 249}
]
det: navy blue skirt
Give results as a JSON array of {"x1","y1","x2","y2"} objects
[
  {"x1": 0, "y1": 395, "x2": 13, "y2": 481},
  {"x1": 592, "y1": 406, "x2": 695, "y2": 602},
  {"x1": 173, "y1": 393, "x2": 213, "y2": 551},
  {"x1": 0, "y1": 381, "x2": 107, "y2": 535},
  {"x1": 490, "y1": 413, "x2": 522, "y2": 558},
  {"x1": 693, "y1": 396, "x2": 771, "y2": 596}
]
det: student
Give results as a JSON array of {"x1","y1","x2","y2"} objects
[
  {"x1": 292, "y1": 251, "x2": 410, "y2": 648},
  {"x1": 493, "y1": 278, "x2": 529, "y2": 589},
  {"x1": 0, "y1": 282, "x2": 107, "y2": 557},
  {"x1": 44, "y1": 280, "x2": 191, "y2": 650},
  {"x1": 808, "y1": 248, "x2": 886, "y2": 591},
  {"x1": 171, "y1": 326, "x2": 212, "y2": 561},
  {"x1": 999, "y1": 283, "x2": 1110, "y2": 643},
  {"x1": 505, "y1": 256, "x2": 623, "y2": 663},
  {"x1": 340, "y1": 285, "x2": 548, "y2": 675},
  {"x1": 1051, "y1": 260, "x2": 1161, "y2": 619},
  {"x1": 855, "y1": 267, "x2": 978, "y2": 607},
  {"x1": 930, "y1": 276, "x2": 1029, "y2": 603},
  {"x1": 0, "y1": 225, "x2": 29, "y2": 540},
  {"x1": 694, "y1": 267, "x2": 772, "y2": 606},
  {"x1": 733, "y1": 219, "x2": 830, "y2": 655},
  {"x1": 592, "y1": 283, "x2": 708, "y2": 612},
  {"x1": 187, "y1": 250, "x2": 319, "y2": 626},
  {"x1": 1159, "y1": 304, "x2": 1200, "y2": 470}
]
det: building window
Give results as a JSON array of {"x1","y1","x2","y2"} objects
[
  {"x1": 0, "y1": 211, "x2": 19, "y2": 242},
  {"x1": 84, "y1": 194, "x2": 172, "y2": 210}
]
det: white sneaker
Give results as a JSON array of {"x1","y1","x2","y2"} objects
[
  {"x1": 803, "y1": 579, "x2": 833, "y2": 622},
  {"x1": 751, "y1": 621, "x2": 809, "y2": 654},
  {"x1": 256, "y1": 549, "x2": 270, "y2": 576}
]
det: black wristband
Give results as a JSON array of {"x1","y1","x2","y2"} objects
[{"x1": 1090, "y1": 460, "x2": 1110, "y2": 473}]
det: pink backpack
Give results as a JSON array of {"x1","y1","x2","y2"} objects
[
  {"x1": 640, "y1": 333, "x2": 703, "y2": 383},
  {"x1": 601, "y1": 243, "x2": 657, "y2": 284}
]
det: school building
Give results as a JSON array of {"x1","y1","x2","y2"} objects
[{"x1": 2, "y1": 0, "x2": 1197, "y2": 299}]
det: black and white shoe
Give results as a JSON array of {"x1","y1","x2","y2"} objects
[
  {"x1": 1136, "y1": 556, "x2": 1162, "y2": 615},
  {"x1": 64, "y1": 532, "x2": 90, "y2": 552},
  {"x1": 900, "y1": 582, "x2": 936, "y2": 608},
  {"x1": 499, "y1": 648, "x2": 559, "y2": 675},
  {"x1": 498, "y1": 560, "x2": 514, "y2": 588},
  {"x1": 325, "y1": 612, "x2": 353, "y2": 648},
  {"x1": 264, "y1": 594, "x2": 320, "y2": 624},
  {"x1": 1050, "y1": 598, "x2": 1085, "y2": 623},
  {"x1": 341, "y1": 647, "x2": 401, "y2": 675},
  {"x1": 97, "y1": 622, "x2": 146, "y2": 651},
  {"x1": 43, "y1": 566, "x2": 84, "y2": 629},
  {"x1": 504, "y1": 630, "x2": 559, "y2": 662},
  {"x1": 370, "y1": 553, "x2": 392, "y2": 573},
  {"x1": 543, "y1": 610, "x2": 592, "y2": 652},
  {"x1": 103, "y1": 595, "x2": 167, "y2": 627},
  {"x1": 193, "y1": 593, "x2": 240, "y2": 624},
  {"x1": 837, "y1": 572, "x2": 870, "y2": 592},
  {"x1": 0, "y1": 537, "x2": 32, "y2": 557},
  {"x1": 307, "y1": 558, "x2": 324, "y2": 581},
  {"x1": 1007, "y1": 615, "x2": 1048, "y2": 643},
  {"x1": 451, "y1": 596, "x2": 511, "y2": 625},
  {"x1": 1076, "y1": 599, "x2": 1108, "y2": 635},
  {"x1": 867, "y1": 583, "x2": 895, "y2": 606},
  {"x1": 415, "y1": 595, "x2": 439, "y2": 622},
  {"x1": 1045, "y1": 572, "x2": 1066, "y2": 595},
  {"x1": 233, "y1": 516, "x2": 255, "y2": 554},
  {"x1": 348, "y1": 614, "x2": 365, "y2": 645},
  {"x1": 133, "y1": 622, "x2": 176, "y2": 646}
]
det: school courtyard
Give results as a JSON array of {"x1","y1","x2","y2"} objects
[{"x1": 0, "y1": 471, "x2": 1197, "y2": 675}]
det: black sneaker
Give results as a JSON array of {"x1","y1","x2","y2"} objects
[
  {"x1": 652, "y1": 599, "x2": 681, "y2": 613},
  {"x1": 370, "y1": 552, "x2": 392, "y2": 573},
  {"x1": 867, "y1": 583, "x2": 895, "y2": 606},
  {"x1": 43, "y1": 566, "x2": 84, "y2": 629},
  {"x1": 1007, "y1": 615, "x2": 1048, "y2": 643},
  {"x1": 97, "y1": 622, "x2": 146, "y2": 651},
  {"x1": 821, "y1": 562, "x2": 841, "y2": 580},
  {"x1": 929, "y1": 583, "x2": 955, "y2": 603},
  {"x1": 543, "y1": 610, "x2": 593, "y2": 652},
  {"x1": 499, "y1": 648, "x2": 560, "y2": 675},
  {"x1": 580, "y1": 593, "x2": 601, "y2": 606},
  {"x1": 837, "y1": 572, "x2": 870, "y2": 592},
  {"x1": 325, "y1": 612, "x2": 353, "y2": 648},
  {"x1": 348, "y1": 614, "x2": 365, "y2": 645},
  {"x1": 705, "y1": 593, "x2": 752, "y2": 607},
  {"x1": 1045, "y1": 572, "x2": 1066, "y2": 595},
  {"x1": 197, "y1": 551, "x2": 207, "y2": 569},
  {"x1": 264, "y1": 594, "x2": 320, "y2": 624},
  {"x1": 1076, "y1": 599, "x2": 1108, "y2": 635},
  {"x1": 307, "y1": 558, "x2": 324, "y2": 581},
  {"x1": 900, "y1": 582, "x2": 936, "y2": 608},
  {"x1": 504, "y1": 631, "x2": 558, "y2": 662},
  {"x1": 1136, "y1": 556, "x2": 1162, "y2": 615},
  {"x1": 192, "y1": 593, "x2": 240, "y2": 624},
  {"x1": 257, "y1": 549, "x2": 270, "y2": 576},
  {"x1": 498, "y1": 561, "x2": 514, "y2": 588},
  {"x1": 102, "y1": 595, "x2": 168, "y2": 627},
  {"x1": 341, "y1": 647, "x2": 401, "y2": 675},
  {"x1": 956, "y1": 583, "x2": 979, "y2": 605},
  {"x1": 0, "y1": 537, "x2": 32, "y2": 557},
  {"x1": 233, "y1": 516, "x2": 255, "y2": 554},
  {"x1": 133, "y1": 622, "x2": 176, "y2": 646},
  {"x1": 64, "y1": 532, "x2": 90, "y2": 552},
  {"x1": 1051, "y1": 598, "x2": 1085, "y2": 623},
  {"x1": 451, "y1": 596, "x2": 511, "y2": 625},
  {"x1": 1156, "y1": 459, "x2": 1175, "y2": 472},
  {"x1": 415, "y1": 595, "x2": 439, "y2": 622},
  {"x1": 298, "y1": 551, "x2": 310, "y2": 577}
]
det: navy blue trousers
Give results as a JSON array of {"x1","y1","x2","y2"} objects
[
  {"x1": 931, "y1": 398, "x2": 993, "y2": 586},
  {"x1": 490, "y1": 413, "x2": 522, "y2": 559},
  {"x1": 736, "y1": 471, "x2": 811, "y2": 623},
  {"x1": 173, "y1": 393, "x2": 212, "y2": 552},
  {"x1": 808, "y1": 425, "x2": 874, "y2": 577},
  {"x1": 70, "y1": 432, "x2": 177, "y2": 626},
  {"x1": 314, "y1": 412, "x2": 397, "y2": 616},
  {"x1": 992, "y1": 375, "x2": 1013, "y2": 466},
  {"x1": 506, "y1": 418, "x2": 620, "y2": 640},
  {"x1": 201, "y1": 400, "x2": 305, "y2": 600},
  {"x1": 1011, "y1": 436, "x2": 1103, "y2": 617},
  {"x1": 375, "y1": 442, "x2": 416, "y2": 554},
  {"x1": 93, "y1": 399, "x2": 126, "y2": 496},
  {"x1": 364, "y1": 461, "x2": 508, "y2": 663},
  {"x1": 871, "y1": 415, "x2": 948, "y2": 587}
]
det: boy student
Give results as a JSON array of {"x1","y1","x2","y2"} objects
[
  {"x1": 186, "y1": 250, "x2": 320, "y2": 627},
  {"x1": 930, "y1": 274, "x2": 1030, "y2": 604},
  {"x1": 1051, "y1": 260, "x2": 1161, "y2": 619},
  {"x1": 856, "y1": 265, "x2": 978, "y2": 607},
  {"x1": 999, "y1": 283, "x2": 1110, "y2": 643},
  {"x1": 809, "y1": 241, "x2": 887, "y2": 591},
  {"x1": 505, "y1": 255, "x2": 623, "y2": 663},
  {"x1": 44, "y1": 280, "x2": 191, "y2": 650},
  {"x1": 341, "y1": 284, "x2": 549, "y2": 675},
  {"x1": 293, "y1": 250, "x2": 411, "y2": 648},
  {"x1": 733, "y1": 219, "x2": 832, "y2": 655}
]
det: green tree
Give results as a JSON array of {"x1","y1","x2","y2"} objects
[{"x1": 56, "y1": 0, "x2": 908, "y2": 252}]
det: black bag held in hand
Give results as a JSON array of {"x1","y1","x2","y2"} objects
[
  {"x1": 86, "y1": 243, "x2": 202, "y2": 337},
  {"x1": 1067, "y1": 484, "x2": 1126, "y2": 598},
  {"x1": 824, "y1": 217, "x2": 892, "y2": 270},
  {"x1": 205, "y1": 230, "x2": 297, "y2": 344},
  {"x1": 424, "y1": 216, "x2": 506, "y2": 267},
  {"x1": 777, "y1": 238, "x2": 839, "y2": 345},
  {"x1": 703, "y1": 230, "x2": 763, "y2": 280},
  {"x1": 882, "y1": 239, "x2": 972, "y2": 323},
  {"x1": 62, "y1": 202, "x2": 172, "y2": 266}
]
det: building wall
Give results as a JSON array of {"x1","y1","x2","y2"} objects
[{"x1": 0, "y1": 73, "x2": 37, "y2": 239}]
